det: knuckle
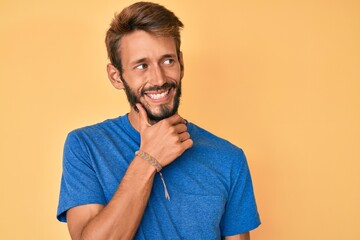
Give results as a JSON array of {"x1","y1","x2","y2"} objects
[
  {"x1": 164, "y1": 121, "x2": 172, "y2": 128},
  {"x1": 171, "y1": 135, "x2": 180, "y2": 144},
  {"x1": 168, "y1": 126, "x2": 176, "y2": 134}
]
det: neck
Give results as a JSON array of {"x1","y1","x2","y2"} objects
[
  {"x1": 128, "y1": 108, "x2": 141, "y2": 132},
  {"x1": 127, "y1": 107, "x2": 159, "y2": 132}
]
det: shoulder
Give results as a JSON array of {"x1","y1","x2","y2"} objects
[
  {"x1": 186, "y1": 122, "x2": 246, "y2": 169},
  {"x1": 63, "y1": 116, "x2": 127, "y2": 158},
  {"x1": 66, "y1": 116, "x2": 124, "y2": 143},
  {"x1": 188, "y1": 122, "x2": 244, "y2": 155},
  {"x1": 62, "y1": 116, "x2": 130, "y2": 169}
]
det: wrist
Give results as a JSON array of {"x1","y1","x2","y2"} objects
[
  {"x1": 134, "y1": 150, "x2": 170, "y2": 201},
  {"x1": 135, "y1": 150, "x2": 162, "y2": 172},
  {"x1": 131, "y1": 153, "x2": 157, "y2": 176}
]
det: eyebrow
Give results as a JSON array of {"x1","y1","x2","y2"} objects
[
  {"x1": 131, "y1": 57, "x2": 147, "y2": 66},
  {"x1": 130, "y1": 54, "x2": 177, "y2": 66},
  {"x1": 161, "y1": 54, "x2": 177, "y2": 59}
]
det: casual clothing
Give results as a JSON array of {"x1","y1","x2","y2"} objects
[{"x1": 57, "y1": 114, "x2": 260, "y2": 239}]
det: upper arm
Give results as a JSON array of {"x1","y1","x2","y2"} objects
[
  {"x1": 220, "y1": 150, "x2": 261, "y2": 235},
  {"x1": 224, "y1": 232, "x2": 250, "y2": 240},
  {"x1": 57, "y1": 131, "x2": 107, "y2": 222},
  {"x1": 67, "y1": 204, "x2": 104, "y2": 240}
]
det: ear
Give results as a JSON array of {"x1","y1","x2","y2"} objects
[
  {"x1": 179, "y1": 51, "x2": 184, "y2": 79},
  {"x1": 107, "y1": 63, "x2": 124, "y2": 90}
]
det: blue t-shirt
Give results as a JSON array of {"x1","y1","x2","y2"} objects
[{"x1": 57, "y1": 114, "x2": 260, "y2": 239}]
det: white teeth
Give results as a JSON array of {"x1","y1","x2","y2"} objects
[{"x1": 147, "y1": 90, "x2": 169, "y2": 100}]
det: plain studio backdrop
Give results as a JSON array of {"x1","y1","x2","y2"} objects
[{"x1": 1, "y1": 0, "x2": 359, "y2": 239}]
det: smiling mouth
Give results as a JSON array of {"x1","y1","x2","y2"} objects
[
  {"x1": 142, "y1": 82, "x2": 176, "y2": 101},
  {"x1": 145, "y1": 89, "x2": 171, "y2": 100}
]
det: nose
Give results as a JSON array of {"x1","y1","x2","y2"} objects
[{"x1": 148, "y1": 64, "x2": 166, "y2": 86}]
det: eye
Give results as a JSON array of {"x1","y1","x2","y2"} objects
[
  {"x1": 135, "y1": 64, "x2": 148, "y2": 70},
  {"x1": 163, "y1": 59, "x2": 175, "y2": 65}
]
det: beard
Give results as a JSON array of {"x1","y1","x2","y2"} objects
[{"x1": 122, "y1": 79, "x2": 182, "y2": 123}]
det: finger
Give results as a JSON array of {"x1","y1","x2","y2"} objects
[
  {"x1": 181, "y1": 138, "x2": 193, "y2": 150},
  {"x1": 136, "y1": 103, "x2": 151, "y2": 131},
  {"x1": 178, "y1": 132, "x2": 191, "y2": 142},
  {"x1": 173, "y1": 123, "x2": 187, "y2": 134},
  {"x1": 165, "y1": 113, "x2": 186, "y2": 126}
]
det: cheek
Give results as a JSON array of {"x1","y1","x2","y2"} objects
[
  {"x1": 123, "y1": 75, "x2": 145, "y2": 95},
  {"x1": 166, "y1": 69, "x2": 182, "y2": 83}
]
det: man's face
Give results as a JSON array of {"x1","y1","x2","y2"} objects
[{"x1": 119, "y1": 30, "x2": 183, "y2": 123}]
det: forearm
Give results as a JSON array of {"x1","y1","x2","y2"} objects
[
  {"x1": 80, "y1": 156, "x2": 156, "y2": 240},
  {"x1": 224, "y1": 232, "x2": 250, "y2": 240}
]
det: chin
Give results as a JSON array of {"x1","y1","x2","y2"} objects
[{"x1": 143, "y1": 100, "x2": 179, "y2": 122}]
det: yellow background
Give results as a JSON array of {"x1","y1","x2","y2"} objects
[{"x1": 1, "y1": 0, "x2": 359, "y2": 239}]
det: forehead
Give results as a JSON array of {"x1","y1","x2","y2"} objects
[{"x1": 119, "y1": 30, "x2": 177, "y2": 65}]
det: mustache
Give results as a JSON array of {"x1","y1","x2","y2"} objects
[{"x1": 141, "y1": 82, "x2": 177, "y2": 95}]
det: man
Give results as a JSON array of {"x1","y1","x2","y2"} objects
[{"x1": 57, "y1": 2, "x2": 260, "y2": 239}]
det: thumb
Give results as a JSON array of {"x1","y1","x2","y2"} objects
[{"x1": 136, "y1": 103, "x2": 151, "y2": 131}]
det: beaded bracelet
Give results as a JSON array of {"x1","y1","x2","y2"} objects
[
  {"x1": 135, "y1": 150, "x2": 162, "y2": 172},
  {"x1": 135, "y1": 150, "x2": 170, "y2": 201}
]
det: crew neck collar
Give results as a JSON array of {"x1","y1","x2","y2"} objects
[{"x1": 119, "y1": 114, "x2": 140, "y2": 143}]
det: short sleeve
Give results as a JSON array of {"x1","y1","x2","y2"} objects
[
  {"x1": 220, "y1": 150, "x2": 261, "y2": 236},
  {"x1": 57, "y1": 131, "x2": 107, "y2": 222}
]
